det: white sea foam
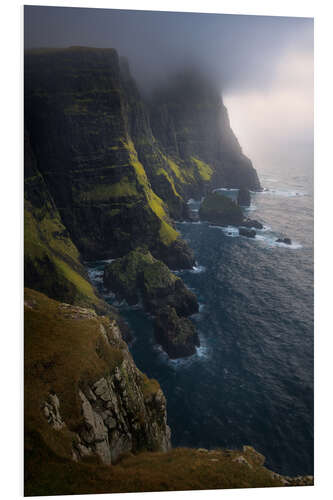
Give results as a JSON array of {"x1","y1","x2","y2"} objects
[
  {"x1": 190, "y1": 265, "x2": 206, "y2": 274},
  {"x1": 255, "y1": 234, "x2": 303, "y2": 249},
  {"x1": 213, "y1": 187, "x2": 238, "y2": 193}
]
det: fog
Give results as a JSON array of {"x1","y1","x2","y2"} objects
[{"x1": 25, "y1": 6, "x2": 313, "y2": 173}]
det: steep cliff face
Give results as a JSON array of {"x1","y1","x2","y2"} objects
[
  {"x1": 149, "y1": 70, "x2": 261, "y2": 192},
  {"x1": 24, "y1": 130, "x2": 109, "y2": 312},
  {"x1": 24, "y1": 47, "x2": 193, "y2": 268},
  {"x1": 25, "y1": 288, "x2": 171, "y2": 472}
]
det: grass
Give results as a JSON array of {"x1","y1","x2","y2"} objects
[
  {"x1": 25, "y1": 438, "x2": 306, "y2": 497},
  {"x1": 156, "y1": 167, "x2": 181, "y2": 198},
  {"x1": 123, "y1": 138, "x2": 179, "y2": 246},
  {"x1": 53, "y1": 257, "x2": 97, "y2": 301},
  {"x1": 191, "y1": 156, "x2": 213, "y2": 181},
  {"x1": 24, "y1": 198, "x2": 106, "y2": 311}
]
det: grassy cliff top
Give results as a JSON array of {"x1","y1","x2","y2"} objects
[{"x1": 25, "y1": 441, "x2": 312, "y2": 496}]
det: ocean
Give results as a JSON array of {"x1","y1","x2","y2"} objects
[{"x1": 86, "y1": 161, "x2": 314, "y2": 477}]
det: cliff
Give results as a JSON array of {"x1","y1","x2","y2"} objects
[
  {"x1": 23, "y1": 47, "x2": 311, "y2": 496},
  {"x1": 25, "y1": 289, "x2": 171, "y2": 469},
  {"x1": 25, "y1": 47, "x2": 260, "y2": 269}
]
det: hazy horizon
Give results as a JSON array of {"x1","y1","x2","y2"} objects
[{"x1": 24, "y1": 6, "x2": 313, "y2": 175}]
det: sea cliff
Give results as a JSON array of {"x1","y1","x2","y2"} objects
[{"x1": 24, "y1": 46, "x2": 311, "y2": 495}]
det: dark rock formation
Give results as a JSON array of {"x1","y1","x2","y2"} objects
[
  {"x1": 154, "y1": 306, "x2": 200, "y2": 358},
  {"x1": 241, "y1": 218, "x2": 263, "y2": 229},
  {"x1": 276, "y1": 238, "x2": 292, "y2": 245},
  {"x1": 103, "y1": 248, "x2": 198, "y2": 317},
  {"x1": 199, "y1": 192, "x2": 244, "y2": 226},
  {"x1": 237, "y1": 188, "x2": 251, "y2": 207},
  {"x1": 239, "y1": 227, "x2": 256, "y2": 238}
]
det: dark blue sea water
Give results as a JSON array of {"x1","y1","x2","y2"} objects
[{"x1": 86, "y1": 163, "x2": 313, "y2": 477}]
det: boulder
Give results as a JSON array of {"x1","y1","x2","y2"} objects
[
  {"x1": 239, "y1": 227, "x2": 256, "y2": 238},
  {"x1": 154, "y1": 306, "x2": 200, "y2": 359},
  {"x1": 276, "y1": 238, "x2": 292, "y2": 245}
]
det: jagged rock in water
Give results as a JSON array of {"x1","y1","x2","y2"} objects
[
  {"x1": 237, "y1": 188, "x2": 251, "y2": 207},
  {"x1": 239, "y1": 227, "x2": 256, "y2": 238},
  {"x1": 154, "y1": 306, "x2": 200, "y2": 358},
  {"x1": 199, "y1": 192, "x2": 243, "y2": 226},
  {"x1": 241, "y1": 218, "x2": 263, "y2": 229},
  {"x1": 276, "y1": 237, "x2": 292, "y2": 245},
  {"x1": 103, "y1": 247, "x2": 198, "y2": 317}
]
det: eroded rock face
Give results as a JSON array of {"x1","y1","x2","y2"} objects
[{"x1": 73, "y1": 359, "x2": 171, "y2": 464}]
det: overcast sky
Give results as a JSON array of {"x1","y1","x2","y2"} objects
[{"x1": 24, "y1": 6, "x2": 313, "y2": 173}]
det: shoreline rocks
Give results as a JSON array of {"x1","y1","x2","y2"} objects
[{"x1": 239, "y1": 227, "x2": 256, "y2": 238}]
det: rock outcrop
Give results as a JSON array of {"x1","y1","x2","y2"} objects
[
  {"x1": 199, "y1": 192, "x2": 244, "y2": 226},
  {"x1": 154, "y1": 306, "x2": 200, "y2": 358},
  {"x1": 239, "y1": 227, "x2": 256, "y2": 238},
  {"x1": 104, "y1": 247, "x2": 198, "y2": 317}
]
